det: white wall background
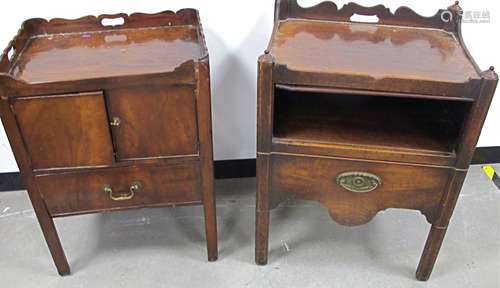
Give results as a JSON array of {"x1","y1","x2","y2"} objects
[{"x1": 0, "y1": 0, "x2": 498, "y2": 173}]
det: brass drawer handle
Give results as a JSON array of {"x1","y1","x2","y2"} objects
[
  {"x1": 336, "y1": 172, "x2": 381, "y2": 193},
  {"x1": 110, "y1": 116, "x2": 121, "y2": 127},
  {"x1": 102, "y1": 181, "x2": 143, "y2": 201}
]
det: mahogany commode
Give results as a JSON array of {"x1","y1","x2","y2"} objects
[
  {"x1": 255, "y1": 0, "x2": 497, "y2": 280},
  {"x1": 0, "y1": 9, "x2": 217, "y2": 275}
]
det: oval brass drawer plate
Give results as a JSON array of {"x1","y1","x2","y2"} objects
[{"x1": 336, "y1": 172, "x2": 382, "y2": 193}]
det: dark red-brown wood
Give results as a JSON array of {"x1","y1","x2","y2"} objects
[
  {"x1": 256, "y1": 0, "x2": 497, "y2": 281},
  {"x1": 106, "y1": 85, "x2": 199, "y2": 160},
  {"x1": 0, "y1": 9, "x2": 217, "y2": 275},
  {"x1": 12, "y1": 92, "x2": 115, "y2": 169},
  {"x1": 36, "y1": 161, "x2": 202, "y2": 216}
]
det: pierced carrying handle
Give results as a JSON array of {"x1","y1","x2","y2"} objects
[
  {"x1": 102, "y1": 181, "x2": 143, "y2": 201},
  {"x1": 344, "y1": 3, "x2": 393, "y2": 23},
  {"x1": 98, "y1": 13, "x2": 128, "y2": 26},
  {"x1": 345, "y1": 3, "x2": 391, "y2": 17}
]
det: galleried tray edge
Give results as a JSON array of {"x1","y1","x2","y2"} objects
[
  {"x1": 266, "y1": 0, "x2": 489, "y2": 98},
  {"x1": 0, "y1": 9, "x2": 209, "y2": 95}
]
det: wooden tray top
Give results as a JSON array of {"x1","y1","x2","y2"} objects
[
  {"x1": 1, "y1": 9, "x2": 207, "y2": 84},
  {"x1": 271, "y1": 19, "x2": 478, "y2": 83},
  {"x1": 267, "y1": 1, "x2": 484, "y2": 97}
]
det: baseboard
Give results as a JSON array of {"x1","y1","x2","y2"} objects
[
  {"x1": 0, "y1": 159, "x2": 257, "y2": 192},
  {"x1": 471, "y1": 146, "x2": 500, "y2": 165},
  {"x1": 1, "y1": 147, "x2": 499, "y2": 192},
  {"x1": 214, "y1": 158, "x2": 256, "y2": 179},
  {"x1": 0, "y1": 172, "x2": 23, "y2": 192}
]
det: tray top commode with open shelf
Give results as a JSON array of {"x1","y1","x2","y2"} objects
[{"x1": 255, "y1": 0, "x2": 497, "y2": 281}]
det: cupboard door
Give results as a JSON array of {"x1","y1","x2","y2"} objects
[
  {"x1": 13, "y1": 92, "x2": 114, "y2": 170},
  {"x1": 106, "y1": 85, "x2": 198, "y2": 160}
]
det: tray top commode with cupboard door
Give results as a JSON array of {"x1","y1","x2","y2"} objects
[{"x1": 0, "y1": 9, "x2": 217, "y2": 275}]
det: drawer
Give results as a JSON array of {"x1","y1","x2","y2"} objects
[
  {"x1": 270, "y1": 154, "x2": 452, "y2": 226},
  {"x1": 36, "y1": 163, "x2": 202, "y2": 216}
]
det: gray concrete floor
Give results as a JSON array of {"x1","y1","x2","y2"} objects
[{"x1": 0, "y1": 165, "x2": 499, "y2": 287}]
